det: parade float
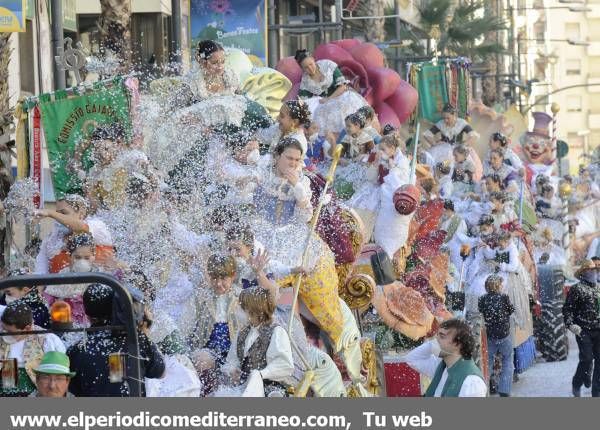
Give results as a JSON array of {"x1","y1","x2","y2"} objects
[{"x1": 9, "y1": 34, "x2": 551, "y2": 397}]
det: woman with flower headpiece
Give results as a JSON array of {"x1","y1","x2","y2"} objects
[
  {"x1": 188, "y1": 40, "x2": 240, "y2": 100},
  {"x1": 155, "y1": 40, "x2": 271, "y2": 190},
  {"x1": 182, "y1": 40, "x2": 271, "y2": 129},
  {"x1": 294, "y1": 49, "x2": 368, "y2": 136}
]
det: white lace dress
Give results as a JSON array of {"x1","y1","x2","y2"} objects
[{"x1": 298, "y1": 59, "x2": 368, "y2": 135}]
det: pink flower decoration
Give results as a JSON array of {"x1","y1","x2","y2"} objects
[{"x1": 210, "y1": 0, "x2": 231, "y2": 14}]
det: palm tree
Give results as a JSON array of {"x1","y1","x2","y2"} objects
[
  {"x1": 0, "y1": 33, "x2": 11, "y2": 138},
  {"x1": 481, "y1": 0, "x2": 503, "y2": 106},
  {"x1": 0, "y1": 32, "x2": 12, "y2": 270},
  {"x1": 418, "y1": 0, "x2": 505, "y2": 61},
  {"x1": 354, "y1": 0, "x2": 388, "y2": 43},
  {"x1": 98, "y1": 0, "x2": 133, "y2": 72}
]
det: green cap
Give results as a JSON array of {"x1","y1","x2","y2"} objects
[{"x1": 33, "y1": 351, "x2": 76, "y2": 377}]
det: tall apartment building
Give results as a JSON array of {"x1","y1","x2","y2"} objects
[{"x1": 528, "y1": 0, "x2": 600, "y2": 172}]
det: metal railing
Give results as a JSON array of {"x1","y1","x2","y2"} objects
[{"x1": 0, "y1": 272, "x2": 142, "y2": 396}]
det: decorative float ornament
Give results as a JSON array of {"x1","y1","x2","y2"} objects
[
  {"x1": 276, "y1": 39, "x2": 418, "y2": 127},
  {"x1": 393, "y1": 184, "x2": 421, "y2": 215},
  {"x1": 241, "y1": 68, "x2": 292, "y2": 119},
  {"x1": 558, "y1": 180, "x2": 573, "y2": 199},
  {"x1": 224, "y1": 47, "x2": 254, "y2": 84},
  {"x1": 222, "y1": 48, "x2": 291, "y2": 119},
  {"x1": 340, "y1": 273, "x2": 375, "y2": 310},
  {"x1": 520, "y1": 111, "x2": 556, "y2": 184},
  {"x1": 371, "y1": 281, "x2": 435, "y2": 340}
]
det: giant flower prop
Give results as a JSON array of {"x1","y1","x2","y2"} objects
[{"x1": 276, "y1": 39, "x2": 418, "y2": 127}]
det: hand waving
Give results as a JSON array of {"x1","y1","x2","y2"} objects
[{"x1": 249, "y1": 248, "x2": 270, "y2": 275}]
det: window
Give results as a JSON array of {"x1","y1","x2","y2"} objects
[
  {"x1": 567, "y1": 133, "x2": 584, "y2": 149},
  {"x1": 567, "y1": 95, "x2": 582, "y2": 112},
  {"x1": 565, "y1": 23, "x2": 581, "y2": 40},
  {"x1": 566, "y1": 59, "x2": 581, "y2": 76}
]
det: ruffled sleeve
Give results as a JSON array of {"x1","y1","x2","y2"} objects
[
  {"x1": 86, "y1": 217, "x2": 114, "y2": 246},
  {"x1": 293, "y1": 176, "x2": 313, "y2": 223}
]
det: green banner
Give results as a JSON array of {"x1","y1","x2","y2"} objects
[
  {"x1": 39, "y1": 82, "x2": 131, "y2": 198},
  {"x1": 417, "y1": 65, "x2": 449, "y2": 123}
]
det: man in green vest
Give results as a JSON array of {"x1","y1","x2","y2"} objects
[{"x1": 404, "y1": 318, "x2": 487, "y2": 397}]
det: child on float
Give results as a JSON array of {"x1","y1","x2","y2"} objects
[
  {"x1": 535, "y1": 183, "x2": 560, "y2": 220},
  {"x1": 334, "y1": 113, "x2": 376, "y2": 199},
  {"x1": 303, "y1": 120, "x2": 330, "y2": 172},
  {"x1": 535, "y1": 183, "x2": 564, "y2": 240},
  {"x1": 484, "y1": 149, "x2": 520, "y2": 193},
  {"x1": 485, "y1": 132, "x2": 523, "y2": 171},
  {"x1": 218, "y1": 286, "x2": 294, "y2": 397},
  {"x1": 44, "y1": 233, "x2": 99, "y2": 328},
  {"x1": 33, "y1": 194, "x2": 115, "y2": 275},
  {"x1": 225, "y1": 223, "x2": 304, "y2": 287},
  {"x1": 339, "y1": 113, "x2": 375, "y2": 160},
  {"x1": 348, "y1": 134, "x2": 409, "y2": 240},
  {"x1": 356, "y1": 105, "x2": 381, "y2": 143},
  {"x1": 219, "y1": 131, "x2": 264, "y2": 205},
  {"x1": 455, "y1": 174, "x2": 502, "y2": 228},
  {"x1": 188, "y1": 254, "x2": 246, "y2": 396},
  {"x1": 225, "y1": 223, "x2": 346, "y2": 395},
  {"x1": 435, "y1": 161, "x2": 453, "y2": 200},
  {"x1": 489, "y1": 191, "x2": 518, "y2": 230},
  {"x1": 451, "y1": 145, "x2": 476, "y2": 198},
  {"x1": 259, "y1": 100, "x2": 310, "y2": 155}
]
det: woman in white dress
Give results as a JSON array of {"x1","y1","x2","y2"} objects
[
  {"x1": 295, "y1": 49, "x2": 368, "y2": 136},
  {"x1": 423, "y1": 103, "x2": 479, "y2": 168},
  {"x1": 162, "y1": 40, "x2": 271, "y2": 193}
]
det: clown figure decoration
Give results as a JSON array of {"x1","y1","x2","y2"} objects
[{"x1": 520, "y1": 112, "x2": 556, "y2": 187}]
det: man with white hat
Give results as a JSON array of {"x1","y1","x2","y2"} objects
[{"x1": 30, "y1": 351, "x2": 75, "y2": 397}]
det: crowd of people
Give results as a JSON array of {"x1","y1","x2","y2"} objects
[{"x1": 0, "y1": 39, "x2": 599, "y2": 398}]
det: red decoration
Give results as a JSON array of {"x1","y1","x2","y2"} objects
[
  {"x1": 393, "y1": 184, "x2": 421, "y2": 215},
  {"x1": 275, "y1": 40, "x2": 418, "y2": 127}
]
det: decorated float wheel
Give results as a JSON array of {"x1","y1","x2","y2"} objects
[{"x1": 535, "y1": 265, "x2": 569, "y2": 362}]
